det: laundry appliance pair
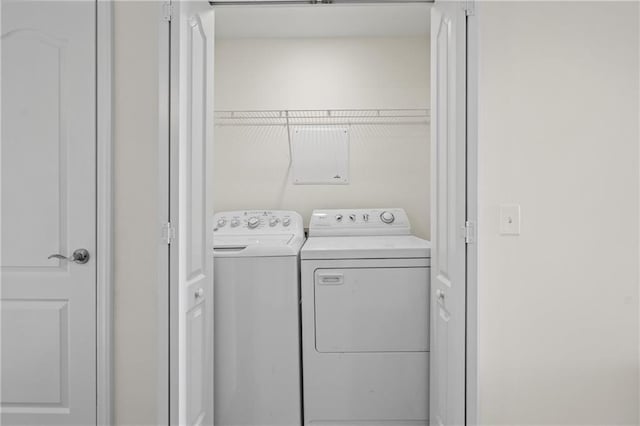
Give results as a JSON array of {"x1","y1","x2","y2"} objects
[{"x1": 212, "y1": 208, "x2": 431, "y2": 426}]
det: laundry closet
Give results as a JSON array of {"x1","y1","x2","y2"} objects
[
  {"x1": 212, "y1": 5, "x2": 431, "y2": 239},
  {"x1": 210, "y1": 4, "x2": 435, "y2": 426}
]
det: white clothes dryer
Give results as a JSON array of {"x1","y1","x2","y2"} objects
[
  {"x1": 301, "y1": 208, "x2": 431, "y2": 426},
  {"x1": 213, "y1": 210, "x2": 304, "y2": 426}
]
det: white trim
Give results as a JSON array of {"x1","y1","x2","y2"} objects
[
  {"x1": 157, "y1": 1, "x2": 171, "y2": 424},
  {"x1": 168, "y1": 4, "x2": 181, "y2": 420},
  {"x1": 157, "y1": 4, "x2": 478, "y2": 426},
  {"x1": 465, "y1": 5, "x2": 479, "y2": 426},
  {"x1": 96, "y1": 1, "x2": 114, "y2": 425}
]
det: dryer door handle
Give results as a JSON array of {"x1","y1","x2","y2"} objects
[{"x1": 317, "y1": 273, "x2": 344, "y2": 285}]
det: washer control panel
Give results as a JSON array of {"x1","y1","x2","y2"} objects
[
  {"x1": 214, "y1": 210, "x2": 303, "y2": 234},
  {"x1": 308, "y1": 208, "x2": 411, "y2": 237}
]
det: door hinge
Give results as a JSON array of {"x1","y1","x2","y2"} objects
[
  {"x1": 464, "y1": 220, "x2": 475, "y2": 244},
  {"x1": 162, "y1": 222, "x2": 176, "y2": 245},
  {"x1": 464, "y1": 0, "x2": 475, "y2": 16},
  {"x1": 162, "y1": 2, "x2": 173, "y2": 22}
]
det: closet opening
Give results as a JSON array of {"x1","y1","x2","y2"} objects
[
  {"x1": 211, "y1": 5, "x2": 432, "y2": 426},
  {"x1": 163, "y1": 1, "x2": 472, "y2": 425}
]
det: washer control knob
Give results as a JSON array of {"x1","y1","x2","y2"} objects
[
  {"x1": 282, "y1": 217, "x2": 291, "y2": 227},
  {"x1": 349, "y1": 214, "x2": 356, "y2": 222},
  {"x1": 247, "y1": 217, "x2": 260, "y2": 229},
  {"x1": 269, "y1": 217, "x2": 279, "y2": 227},
  {"x1": 380, "y1": 211, "x2": 395, "y2": 224},
  {"x1": 217, "y1": 218, "x2": 227, "y2": 227},
  {"x1": 230, "y1": 219, "x2": 240, "y2": 227},
  {"x1": 335, "y1": 214, "x2": 343, "y2": 222}
]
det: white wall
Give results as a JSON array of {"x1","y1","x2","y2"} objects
[
  {"x1": 476, "y1": 2, "x2": 640, "y2": 424},
  {"x1": 113, "y1": 3, "x2": 160, "y2": 425},
  {"x1": 213, "y1": 37, "x2": 431, "y2": 238}
]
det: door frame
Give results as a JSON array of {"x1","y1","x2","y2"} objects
[
  {"x1": 465, "y1": 5, "x2": 479, "y2": 426},
  {"x1": 155, "y1": 1, "x2": 479, "y2": 425},
  {"x1": 1, "y1": 1, "x2": 113, "y2": 422},
  {"x1": 157, "y1": 3, "x2": 171, "y2": 424},
  {"x1": 96, "y1": 0, "x2": 114, "y2": 424}
]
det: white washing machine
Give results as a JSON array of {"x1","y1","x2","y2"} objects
[
  {"x1": 301, "y1": 208, "x2": 431, "y2": 426},
  {"x1": 213, "y1": 210, "x2": 304, "y2": 426}
]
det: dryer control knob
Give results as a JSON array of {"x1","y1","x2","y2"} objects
[
  {"x1": 335, "y1": 214, "x2": 343, "y2": 222},
  {"x1": 217, "y1": 218, "x2": 227, "y2": 227},
  {"x1": 269, "y1": 218, "x2": 279, "y2": 227},
  {"x1": 247, "y1": 217, "x2": 260, "y2": 229},
  {"x1": 282, "y1": 217, "x2": 291, "y2": 227},
  {"x1": 230, "y1": 219, "x2": 240, "y2": 227},
  {"x1": 380, "y1": 211, "x2": 395, "y2": 224}
]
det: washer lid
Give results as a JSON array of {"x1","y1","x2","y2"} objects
[
  {"x1": 214, "y1": 234, "x2": 302, "y2": 257},
  {"x1": 301, "y1": 235, "x2": 431, "y2": 260}
]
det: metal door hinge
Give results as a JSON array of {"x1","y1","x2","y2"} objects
[
  {"x1": 162, "y1": 2, "x2": 173, "y2": 22},
  {"x1": 162, "y1": 222, "x2": 176, "y2": 245},
  {"x1": 464, "y1": 220, "x2": 475, "y2": 244},
  {"x1": 464, "y1": 0, "x2": 475, "y2": 16}
]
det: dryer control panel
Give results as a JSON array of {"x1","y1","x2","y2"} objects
[
  {"x1": 214, "y1": 210, "x2": 303, "y2": 235},
  {"x1": 308, "y1": 208, "x2": 411, "y2": 237}
]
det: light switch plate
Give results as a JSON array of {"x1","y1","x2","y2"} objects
[{"x1": 499, "y1": 204, "x2": 521, "y2": 235}]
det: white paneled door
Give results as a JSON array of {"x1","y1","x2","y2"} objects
[
  {"x1": 169, "y1": 2, "x2": 215, "y2": 425},
  {"x1": 1, "y1": 1, "x2": 97, "y2": 425},
  {"x1": 430, "y1": 2, "x2": 467, "y2": 426}
]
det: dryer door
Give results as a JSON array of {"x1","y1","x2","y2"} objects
[{"x1": 314, "y1": 267, "x2": 429, "y2": 353}]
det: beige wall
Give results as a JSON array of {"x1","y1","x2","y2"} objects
[
  {"x1": 110, "y1": 3, "x2": 640, "y2": 425},
  {"x1": 213, "y1": 37, "x2": 432, "y2": 238},
  {"x1": 113, "y1": 3, "x2": 160, "y2": 425},
  {"x1": 476, "y1": 2, "x2": 640, "y2": 424}
]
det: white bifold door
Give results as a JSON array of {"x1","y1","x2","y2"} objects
[
  {"x1": 430, "y1": 1, "x2": 467, "y2": 426},
  {"x1": 169, "y1": 2, "x2": 215, "y2": 425},
  {"x1": 1, "y1": 1, "x2": 97, "y2": 425}
]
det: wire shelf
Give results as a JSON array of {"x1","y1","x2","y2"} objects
[{"x1": 214, "y1": 109, "x2": 430, "y2": 127}]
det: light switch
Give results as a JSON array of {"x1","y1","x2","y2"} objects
[{"x1": 499, "y1": 204, "x2": 521, "y2": 235}]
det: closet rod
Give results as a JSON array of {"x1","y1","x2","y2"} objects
[
  {"x1": 210, "y1": 0, "x2": 432, "y2": 5},
  {"x1": 214, "y1": 109, "x2": 430, "y2": 127},
  {"x1": 215, "y1": 111, "x2": 430, "y2": 127},
  {"x1": 215, "y1": 122, "x2": 428, "y2": 127},
  {"x1": 214, "y1": 108, "x2": 430, "y2": 117}
]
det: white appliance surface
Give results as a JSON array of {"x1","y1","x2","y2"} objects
[
  {"x1": 301, "y1": 208, "x2": 430, "y2": 426},
  {"x1": 213, "y1": 210, "x2": 304, "y2": 426},
  {"x1": 315, "y1": 267, "x2": 429, "y2": 352},
  {"x1": 302, "y1": 235, "x2": 430, "y2": 259},
  {"x1": 213, "y1": 210, "x2": 305, "y2": 256},
  {"x1": 308, "y1": 207, "x2": 412, "y2": 236}
]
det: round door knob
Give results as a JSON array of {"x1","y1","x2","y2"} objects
[
  {"x1": 217, "y1": 218, "x2": 227, "y2": 227},
  {"x1": 247, "y1": 217, "x2": 260, "y2": 229},
  {"x1": 282, "y1": 217, "x2": 291, "y2": 227},
  {"x1": 380, "y1": 211, "x2": 395, "y2": 224}
]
